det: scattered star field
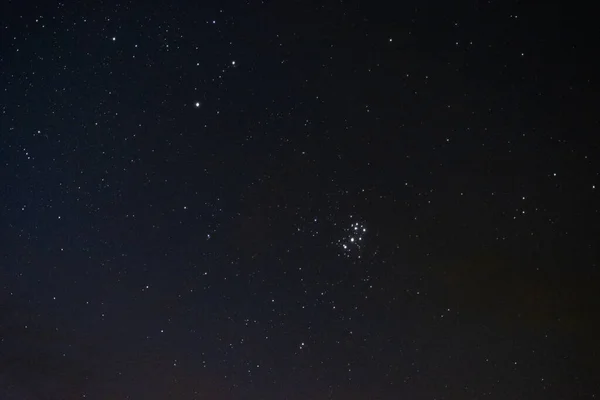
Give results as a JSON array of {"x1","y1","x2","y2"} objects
[{"x1": 1, "y1": 1, "x2": 599, "y2": 399}]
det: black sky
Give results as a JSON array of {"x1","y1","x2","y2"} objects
[{"x1": 1, "y1": 0, "x2": 599, "y2": 398}]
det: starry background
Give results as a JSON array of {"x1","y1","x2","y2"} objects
[{"x1": 1, "y1": 0, "x2": 599, "y2": 399}]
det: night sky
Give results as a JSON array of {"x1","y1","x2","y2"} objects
[{"x1": 1, "y1": 0, "x2": 599, "y2": 398}]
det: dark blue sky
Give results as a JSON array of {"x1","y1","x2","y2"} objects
[{"x1": 1, "y1": 0, "x2": 598, "y2": 398}]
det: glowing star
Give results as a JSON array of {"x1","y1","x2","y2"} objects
[{"x1": 194, "y1": 102, "x2": 201, "y2": 108}]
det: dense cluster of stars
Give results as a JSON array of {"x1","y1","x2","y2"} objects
[{"x1": 336, "y1": 219, "x2": 367, "y2": 259}]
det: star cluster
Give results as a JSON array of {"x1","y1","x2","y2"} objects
[{"x1": 336, "y1": 219, "x2": 368, "y2": 259}]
